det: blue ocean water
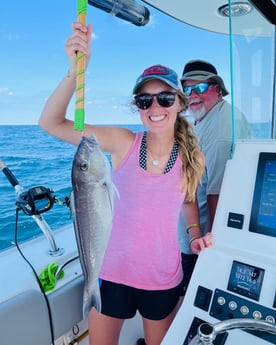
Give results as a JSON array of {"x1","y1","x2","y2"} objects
[
  {"x1": 0, "y1": 124, "x2": 145, "y2": 251},
  {"x1": 0, "y1": 122, "x2": 270, "y2": 251}
]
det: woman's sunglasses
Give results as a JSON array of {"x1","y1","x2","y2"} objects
[
  {"x1": 182, "y1": 82, "x2": 216, "y2": 96},
  {"x1": 134, "y1": 91, "x2": 177, "y2": 110}
]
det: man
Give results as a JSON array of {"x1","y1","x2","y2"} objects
[{"x1": 178, "y1": 60, "x2": 253, "y2": 295}]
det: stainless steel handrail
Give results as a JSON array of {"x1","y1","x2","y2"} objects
[{"x1": 190, "y1": 318, "x2": 276, "y2": 345}]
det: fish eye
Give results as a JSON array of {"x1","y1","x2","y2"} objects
[{"x1": 80, "y1": 162, "x2": 89, "y2": 171}]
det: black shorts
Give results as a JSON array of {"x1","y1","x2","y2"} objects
[
  {"x1": 181, "y1": 253, "x2": 198, "y2": 295},
  {"x1": 100, "y1": 280, "x2": 183, "y2": 320}
]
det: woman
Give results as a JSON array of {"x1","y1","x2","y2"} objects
[{"x1": 39, "y1": 22, "x2": 212, "y2": 345}]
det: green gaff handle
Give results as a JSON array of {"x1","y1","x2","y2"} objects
[
  {"x1": 74, "y1": 108, "x2": 85, "y2": 131},
  {"x1": 74, "y1": 0, "x2": 88, "y2": 131}
]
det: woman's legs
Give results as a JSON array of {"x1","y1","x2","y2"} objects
[
  {"x1": 87, "y1": 281, "x2": 183, "y2": 345},
  {"x1": 88, "y1": 307, "x2": 125, "y2": 345},
  {"x1": 142, "y1": 297, "x2": 181, "y2": 345}
]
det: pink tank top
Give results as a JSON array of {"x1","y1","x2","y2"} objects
[{"x1": 100, "y1": 132, "x2": 186, "y2": 290}]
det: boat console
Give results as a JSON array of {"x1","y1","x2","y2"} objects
[{"x1": 162, "y1": 140, "x2": 276, "y2": 345}]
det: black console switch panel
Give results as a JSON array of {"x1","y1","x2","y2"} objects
[
  {"x1": 194, "y1": 285, "x2": 213, "y2": 311},
  {"x1": 210, "y1": 289, "x2": 276, "y2": 344}
]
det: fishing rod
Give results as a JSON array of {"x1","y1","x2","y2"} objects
[
  {"x1": 0, "y1": 160, "x2": 64, "y2": 256},
  {"x1": 73, "y1": 0, "x2": 151, "y2": 131}
]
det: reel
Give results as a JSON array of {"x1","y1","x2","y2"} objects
[{"x1": 16, "y1": 186, "x2": 55, "y2": 216}]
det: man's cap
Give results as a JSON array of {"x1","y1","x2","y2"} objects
[
  {"x1": 133, "y1": 64, "x2": 182, "y2": 94},
  {"x1": 181, "y1": 60, "x2": 229, "y2": 96}
]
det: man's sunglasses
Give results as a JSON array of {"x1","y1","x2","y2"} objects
[
  {"x1": 182, "y1": 82, "x2": 216, "y2": 96},
  {"x1": 134, "y1": 91, "x2": 177, "y2": 110}
]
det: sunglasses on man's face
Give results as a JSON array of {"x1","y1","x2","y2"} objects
[
  {"x1": 134, "y1": 91, "x2": 177, "y2": 110},
  {"x1": 182, "y1": 82, "x2": 216, "y2": 96}
]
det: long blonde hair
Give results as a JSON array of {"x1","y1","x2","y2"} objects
[{"x1": 176, "y1": 91, "x2": 204, "y2": 202}]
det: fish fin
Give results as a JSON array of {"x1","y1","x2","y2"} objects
[
  {"x1": 113, "y1": 182, "x2": 120, "y2": 200},
  {"x1": 104, "y1": 181, "x2": 120, "y2": 214}
]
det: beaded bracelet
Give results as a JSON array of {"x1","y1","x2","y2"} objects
[
  {"x1": 189, "y1": 236, "x2": 201, "y2": 248},
  {"x1": 186, "y1": 223, "x2": 201, "y2": 233}
]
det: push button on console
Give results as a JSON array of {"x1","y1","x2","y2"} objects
[{"x1": 253, "y1": 310, "x2": 262, "y2": 319}]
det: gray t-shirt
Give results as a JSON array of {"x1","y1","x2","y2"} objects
[{"x1": 178, "y1": 99, "x2": 252, "y2": 254}]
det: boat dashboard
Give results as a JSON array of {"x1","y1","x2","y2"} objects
[{"x1": 162, "y1": 140, "x2": 276, "y2": 344}]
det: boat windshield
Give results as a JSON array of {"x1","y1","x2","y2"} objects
[
  {"x1": 144, "y1": 0, "x2": 276, "y2": 140},
  {"x1": 228, "y1": 0, "x2": 275, "y2": 139}
]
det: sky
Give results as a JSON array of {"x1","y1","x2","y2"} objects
[{"x1": 0, "y1": 1, "x2": 233, "y2": 125}]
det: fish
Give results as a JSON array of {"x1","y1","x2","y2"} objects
[{"x1": 71, "y1": 134, "x2": 118, "y2": 318}]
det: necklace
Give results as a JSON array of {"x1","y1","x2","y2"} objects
[
  {"x1": 147, "y1": 150, "x2": 159, "y2": 166},
  {"x1": 140, "y1": 132, "x2": 178, "y2": 174}
]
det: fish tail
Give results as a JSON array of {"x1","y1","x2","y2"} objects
[{"x1": 83, "y1": 283, "x2": 102, "y2": 319}]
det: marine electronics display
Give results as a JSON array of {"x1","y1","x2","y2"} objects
[
  {"x1": 227, "y1": 260, "x2": 265, "y2": 301},
  {"x1": 249, "y1": 152, "x2": 276, "y2": 238}
]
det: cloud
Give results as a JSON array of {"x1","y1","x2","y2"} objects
[
  {"x1": 92, "y1": 32, "x2": 99, "y2": 40},
  {"x1": 0, "y1": 30, "x2": 21, "y2": 41},
  {"x1": 147, "y1": 13, "x2": 157, "y2": 29},
  {"x1": 0, "y1": 87, "x2": 11, "y2": 95}
]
